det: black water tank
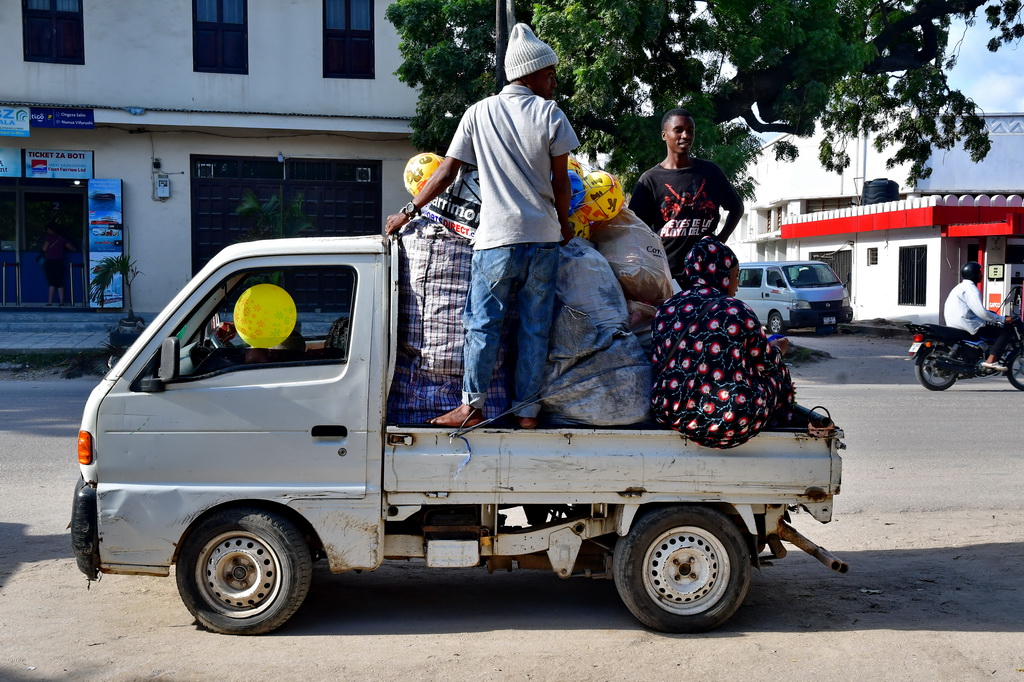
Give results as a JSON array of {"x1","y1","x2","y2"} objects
[{"x1": 862, "y1": 178, "x2": 900, "y2": 205}]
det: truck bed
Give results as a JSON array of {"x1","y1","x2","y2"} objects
[{"x1": 384, "y1": 418, "x2": 842, "y2": 514}]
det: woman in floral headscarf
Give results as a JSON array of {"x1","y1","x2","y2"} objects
[{"x1": 650, "y1": 237, "x2": 795, "y2": 448}]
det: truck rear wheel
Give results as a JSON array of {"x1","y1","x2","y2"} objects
[
  {"x1": 176, "y1": 507, "x2": 312, "y2": 635},
  {"x1": 613, "y1": 506, "x2": 750, "y2": 633}
]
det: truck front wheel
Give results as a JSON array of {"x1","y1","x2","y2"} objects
[
  {"x1": 176, "y1": 507, "x2": 312, "y2": 635},
  {"x1": 613, "y1": 506, "x2": 751, "y2": 633}
]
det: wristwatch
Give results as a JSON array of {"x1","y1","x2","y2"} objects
[{"x1": 400, "y1": 202, "x2": 420, "y2": 219}]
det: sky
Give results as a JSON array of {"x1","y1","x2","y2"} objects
[{"x1": 946, "y1": 17, "x2": 1024, "y2": 114}]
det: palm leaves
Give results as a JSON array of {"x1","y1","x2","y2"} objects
[
  {"x1": 89, "y1": 254, "x2": 141, "y2": 320},
  {"x1": 235, "y1": 189, "x2": 314, "y2": 242}
]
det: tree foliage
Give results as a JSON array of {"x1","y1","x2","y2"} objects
[{"x1": 385, "y1": 0, "x2": 1023, "y2": 192}]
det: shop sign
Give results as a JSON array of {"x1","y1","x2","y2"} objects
[
  {"x1": 0, "y1": 148, "x2": 22, "y2": 177},
  {"x1": 0, "y1": 107, "x2": 31, "y2": 137},
  {"x1": 30, "y1": 107, "x2": 95, "y2": 129},
  {"x1": 25, "y1": 148, "x2": 93, "y2": 178}
]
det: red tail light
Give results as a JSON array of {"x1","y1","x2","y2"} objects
[{"x1": 913, "y1": 334, "x2": 925, "y2": 343}]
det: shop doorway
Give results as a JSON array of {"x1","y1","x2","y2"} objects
[{"x1": 0, "y1": 184, "x2": 87, "y2": 307}]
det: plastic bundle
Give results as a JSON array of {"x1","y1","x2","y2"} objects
[
  {"x1": 537, "y1": 239, "x2": 651, "y2": 426},
  {"x1": 589, "y1": 207, "x2": 674, "y2": 304}
]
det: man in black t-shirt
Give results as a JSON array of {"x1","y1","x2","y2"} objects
[{"x1": 628, "y1": 108, "x2": 743, "y2": 284}]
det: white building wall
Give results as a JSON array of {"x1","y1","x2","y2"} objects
[
  {"x1": 1, "y1": 0, "x2": 418, "y2": 120},
  {"x1": 2, "y1": 1, "x2": 422, "y2": 314}
]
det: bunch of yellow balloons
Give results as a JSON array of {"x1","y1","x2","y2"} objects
[
  {"x1": 567, "y1": 156, "x2": 625, "y2": 239},
  {"x1": 401, "y1": 152, "x2": 624, "y2": 240}
]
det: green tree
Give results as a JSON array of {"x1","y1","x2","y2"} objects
[{"x1": 386, "y1": 0, "x2": 1023, "y2": 191}]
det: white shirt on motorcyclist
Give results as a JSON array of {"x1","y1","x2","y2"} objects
[{"x1": 943, "y1": 279, "x2": 1002, "y2": 334}]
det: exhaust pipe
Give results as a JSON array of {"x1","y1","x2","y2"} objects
[
  {"x1": 776, "y1": 520, "x2": 849, "y2": 573},
  {"x1": 931, "y1": 357, "x2": 972, "y2": 373}
]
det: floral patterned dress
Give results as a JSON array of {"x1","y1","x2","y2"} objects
[{"x1": 650, "y1": 238, "x2": 795, "y2": 448}]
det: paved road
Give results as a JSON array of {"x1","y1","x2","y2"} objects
[{"x1": 1, "y1": 336, "x2": 1022, "y2": 681}]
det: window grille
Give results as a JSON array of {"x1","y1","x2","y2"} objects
[{"x1": 898, "y1": 246, "x2": 927, "y2": 306}]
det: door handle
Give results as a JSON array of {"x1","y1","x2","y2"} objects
[{"x1": 311, "y1": 425, "x2": 348, "y2": 438}]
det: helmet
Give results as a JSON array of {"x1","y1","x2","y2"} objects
[{"x1": 961, "y1": 261, "x2": 983, "y2": 284}]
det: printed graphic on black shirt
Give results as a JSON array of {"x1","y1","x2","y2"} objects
[{"x1": 657, "y1": 178, "x2": 718, "y2": 238}]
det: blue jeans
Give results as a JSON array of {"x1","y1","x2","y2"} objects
[{"x1": 463, "y1": 243, "x2": 559, "y2": 418}]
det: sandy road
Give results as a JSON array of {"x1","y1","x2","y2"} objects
[{"x1": 1, "y1": 334, "x2": 1022, "y2": 681}]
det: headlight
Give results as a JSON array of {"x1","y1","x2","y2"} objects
[
  {"x1": 793, "y1": 300, "x2": 811, "y2": 309},
  {"x1": 842, "y1": 296, "x2": 850, "y2": 307}
]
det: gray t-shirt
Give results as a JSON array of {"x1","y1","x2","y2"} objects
[{"x1": 446, "y1": 84, "x2": 579, "y2": 250}]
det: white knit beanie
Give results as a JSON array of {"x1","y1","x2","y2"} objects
[{"x1": 504, "y1": 23, "x2": 558, "y2": 82}]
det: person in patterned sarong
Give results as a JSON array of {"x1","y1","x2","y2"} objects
[{"x1": 650, "y1": 237, "x2": 795, "y2": 448}]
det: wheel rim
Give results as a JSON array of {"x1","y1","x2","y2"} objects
[
  {"x1": 641, "y1": 526, "x2": 731, "y2": 615},
  {"x1": 768, "y1": 315, "x2": 782, "y2": 334},
  {"x1": 195, "y1": 531, "x2": 283, "y2": 619},
  {"x1": 920, "y1": 356, "x2": 952, "y2": 385}
]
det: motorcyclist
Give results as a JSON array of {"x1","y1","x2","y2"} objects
[{"x1": 942, "y1": 261, "x2": 1015, "y2": 372}]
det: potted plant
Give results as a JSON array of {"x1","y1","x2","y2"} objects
[{"x1": 90, "y1": 254, "x2": 145, "y2": 346}]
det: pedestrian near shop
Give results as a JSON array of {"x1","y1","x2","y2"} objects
[{"x1": 40, "y1": 223, "x2": 76, "y2": 306}]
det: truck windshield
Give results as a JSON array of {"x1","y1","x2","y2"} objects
[{"x1": 783, "y1": 264, "x2": 841, "y2": 288}]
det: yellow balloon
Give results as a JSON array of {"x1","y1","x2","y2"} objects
[
  {"x1": 404, "y1": 153, "x2": 443, "y2": 196},
  {"x1": 233, "y1": 284, "x2": 297, "y2": 349},
  {"x1": 567, "y1": 155, "x2": 584, "y2": 178},
  {"x1": 578, "y1": 170, "x2": 625, "y2": 222},
  {"x1": 569, "y1": 211, "x2": 591, "y2": 240}
]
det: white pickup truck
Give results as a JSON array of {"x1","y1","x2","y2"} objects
[{"x1": 71, "y1": 236, "x2": 847, "y2": 636}]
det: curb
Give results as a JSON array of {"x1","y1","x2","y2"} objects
[{"x1": 839, "y1": 323, "x2": 907, "y2": 339}]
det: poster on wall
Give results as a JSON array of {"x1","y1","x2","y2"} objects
[
  {"x1": 0, "y1": 148, "x2": 22, "y2": 177},
  {"x1": 87, "y1": 179, "x2": 124, "y2": 309}
]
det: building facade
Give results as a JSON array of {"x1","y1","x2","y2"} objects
[
  {"x1": 1, "y1": 0, "x2": 419, "y2": 313},
  {"x1": 735, "y1": 114, "x2": 1024, "y2": 324}
]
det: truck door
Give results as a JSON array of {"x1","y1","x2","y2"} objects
[{"x1": 97, "y1": 259, "x2": 377, "y2": 499}]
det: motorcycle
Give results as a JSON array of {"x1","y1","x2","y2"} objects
[{"x1": 906, "y1": 317, "x2": 1024, "y2": 391}]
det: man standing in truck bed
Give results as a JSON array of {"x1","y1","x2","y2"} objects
[
  {"x1": 628, "y1": 108, "x2": 743, "y2": 287},
  {"x1": 385, "y1": 23, "x2": 579, "y2": 429}
]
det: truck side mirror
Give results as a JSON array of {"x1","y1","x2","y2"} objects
[{"x1": 158, "y1": 337, "x2": 180, "y2": 383}]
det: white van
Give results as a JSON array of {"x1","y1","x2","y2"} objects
[{"x1": 736, "y1": 260, "x2": 853, "y2": 334}]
